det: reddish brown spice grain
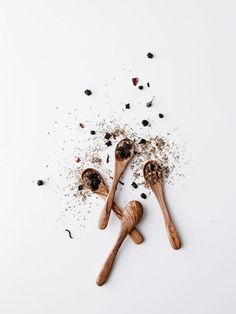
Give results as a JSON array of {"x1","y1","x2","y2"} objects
[
  {"x1": 79, "y1": 123, "x2": 85, "y2": 128},
  {"x1": 132, "y1": 77, "x2": 139, "y2": 86}
]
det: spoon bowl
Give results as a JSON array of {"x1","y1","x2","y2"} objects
[
  {"x1": 144, "y1": 160, "x2": 181, "y2": 250},
  {"x1": 99, "y1": 138, "x2": 135, "y2": 230},
  {"x1": 81, "y1": 168, "x2": 143, "y2": 244}
]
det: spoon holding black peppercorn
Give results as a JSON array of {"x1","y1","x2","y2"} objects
[
  {"x1": 81, "y1": 168, "x2": 143, "y2": 244},
  {"x1": 99, "y1": 139, "x2": 135, "y2": 230},
  {"x1": 143, "y1": 160, "x2": 181, "y2": 250}
]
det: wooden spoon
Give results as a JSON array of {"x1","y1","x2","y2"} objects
[
  {"x1": 81, "y1": 168, "x2": 143, "y2": 244},
  {"x1": 96, "y1": 200, "x2": 143, "y2": 286},
  {"x1": 143, "y1": 160, "x2": 181, "y2": 250},
  {"x1": 99, "y1": 138, "x2": 135, "y2": 230}
]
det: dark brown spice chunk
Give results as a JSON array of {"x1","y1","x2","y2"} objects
[
  {"x1": 84, "y1": 89, "x2": 92, "y2": 96},
  {"x1": 159, "y1": 113, "x2": 164, "y2": 118},
  {"x1": 147, "y1": 52, "x2": 154, "y2": 59},
  {"x1": 142, "y1": 120, "x2": 149, "y2": 126},
  {"x1": 141, "y1": 193, "x2": 147, "y2": 199},
  {"x1": 131, "y1": 182, "x2": 138, "y2": 189},
  {"x1": 138, "y1": 85, "x2": 144, "y2": 90},
  {"x1": 139, "y1": 138, "x2": 147, "y2": 145},
  {"x1": 37, "y1": 180, "x2": 44, "y2": 186},
  {"x1": 125, "y1": 103, "x2": 130, "y2": 109},
  {"x1": 104, "y1": 132, "x2": 111, "y2": 140},
  {"x1": 132, "y1": 77, "x2": 139, "y2": 86},
  {"x1": 79, "y1": 123, "x2": 85, "y2": 128},
  {"x1": 105, "y1": 140, "x2": 112, "y2": 147}
]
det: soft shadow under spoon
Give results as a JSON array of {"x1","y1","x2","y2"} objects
[
  {"x1": 99, "y1": 138, "x2": 135, "y2": 230},
  {"x1": 96, "y1": 200, "x2": 143, "y2": 286},
  {"x1": 81, "y1": 168, "x2": 143, "y2": 244},
  {"x1": 143, "y1": 160, "x2": 181, "y2": 250}
]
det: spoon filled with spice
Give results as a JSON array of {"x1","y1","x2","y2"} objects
[
  {"x1": 81, "y1": 168, "x2": 143, "y2": 244},
  {"x1": 99, "y1": 138, "x2": 135, "y2": 230},
  {"x1": 143, "y1": 160, "x2": 181, "y2": 250},
  {"x1": 96, "y1": 200, "x2": 143, "y2": 286}
]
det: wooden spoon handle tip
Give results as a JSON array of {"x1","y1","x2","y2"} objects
[{"x1": 96, "y1": 231, "x2": 127, "y2": 286}]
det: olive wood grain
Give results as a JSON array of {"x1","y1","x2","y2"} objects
[
  {"x1": 96, "y1": 201, "x2": 143, "y2": 286},
  {"x1": 82, "y1": 168, "x2": 143, "y2": 244},
  {"x1": 99, "y1": 139, "x2": 135, "y2": 230}
]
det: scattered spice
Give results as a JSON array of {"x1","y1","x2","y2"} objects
[
  {"x1": 147, "y1": 82, "x2": 150, "y2": 87},
  {"x1": 90, "y1": 130, "x2": 96, "y2": 135},
  {"x1": 159, "y1": 113, "x2": 164, "y2": 119},
  {"x1": 78, "y1": 185, "x2": 83, "y2": 191},
  {"x1": 142, "y1": 120, "x2": 149, "y2": 126},
  {"x1": 104, "y1": 132, "x2": 111, "y2": 140},
  {"x1": 65, "y1": 229, "x2": 73, "y2": 239},
  {"x1": 147, "y1": 52, "x2": 154, "y2": 59},
  {"x1": 138, "y1": 85, "x2": 144, "y2": 90},
  {"x1": 139, "y1": 138, "x2": 147, "y2": 145},
  {"x1": 140, "y1": 193, "x2": 147, "y2": 199},
  {"x1": 105, "y1": 140, "x2": 112, "y2": 147},
  {"x1": 37, "y1": 180, "x2": 44, "y2": 186},
  {"x1": 106, "y1": 154, "x2": 110, "y2": 163},
  {"x1": 146, "y1": 97, "x2": 154, "y2": 108},
  {"x1": 125, "y1": 103, "x2": 130, "y2": 109},
  {"x1": 76, "y1": 157, "x2": 81, "y2": 163},
  {"x1": 132, "y1": 77, "x2": 139, "y2": 86},
  {"x1": 79, "y1": 123, "x2": 85, "y2": 128},
  {"x1": 132, "y1": 182, "x2": 138, "y2": 189},
  {"x1": 84, "y1": 89, "x2": 92, "y2": 96}
]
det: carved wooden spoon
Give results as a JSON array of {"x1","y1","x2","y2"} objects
[
  {"x1": 96, "y1": 200, "x2": 143, "y2": 286},
  {"x1": 81, "y1": 168, "x2": 143, "y2": 244},
  {"x1": 143, "y1": 160, "x2": 181, "y2": 250},
  {"x1": 99, "y1": 138, "x2": 135, "y2": 230}
]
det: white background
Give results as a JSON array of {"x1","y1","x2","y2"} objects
[{"x1": 0, "y1": 1, "x2": 236, "y2": 314}]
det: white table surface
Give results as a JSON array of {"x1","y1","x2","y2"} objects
[{"x1": 1, "y1": 1, "x2": 236, "y2": 313}]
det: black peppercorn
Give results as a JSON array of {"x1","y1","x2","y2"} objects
[
  {"x1": 147, "y1": 52, "x2": 154, "y2": 59},
  {"x1": 138, "y1": 85, "x2": 144, "y2": 90},
  {"x1": 132, "y1": 182, "x2": 138, "y2": 189},
  {"x1": 125, "y1": 103, "x2": 130, "y2": 109},
  {"x1": 140, "y1": 193, "x2": 147, "y2": 199},
  {"x1": 159, "y1": 113, "x2": 164, "y2": 118},
  {"x1": 78, "y1": 185, "x2": 83, "y2": 191},
  {"x1": 84, "y1": 89, "x2": 92, "y2": 96},
  {"x1": 90, "y1": 130, "x2": 96, "y2": 135},
  {"x1": 142, "y1": 120, "x2": 149, "y2": 126},
  {"x1": 37, "y1": 180, "x2": 44, "y2": 186}
]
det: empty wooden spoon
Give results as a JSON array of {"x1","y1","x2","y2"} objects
[
  {"x1": 96, "y1": 200, "x2": 143, "y2": 286},
  {"x1": 99, "y1": 138, "x2": 135, "y2": 230},
  {"x1": 81, "y1": 168, "x2": 143, "y2": 244},
  {"x1": 143, "y1": 160, "x2": 181, "y2": 250}
]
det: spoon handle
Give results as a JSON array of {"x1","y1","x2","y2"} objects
[
  {"x1": 96, "y1": 229, "x2": 127, "y2": 286},
  {"x1": 152, "y1": 182, "x2": 181, "y2": 250},
  {"x1": 99, "y1": 170, "x2": 121, "y2": 229}
]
